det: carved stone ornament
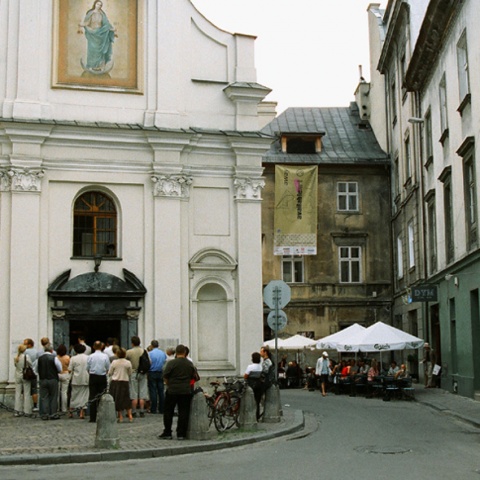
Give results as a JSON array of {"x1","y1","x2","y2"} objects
[
  {"x1": 126, "y1": 309, "x2": 140, "y2": 320},
  {"x1": 52, "y1": 310, "x2": 66, "y2": 320},
  {"x1": 234, "y1": 177, "x2": 265, "y2": 201},
  {"x1": 151, "y1": 174, "x2": 193, "y2": 198},
  {"x1": 0, "y1": 169, "x2": 11, "y2": 191},
  {"x1": 6, "y1": 168, "x2": 45, "y2": 192}
]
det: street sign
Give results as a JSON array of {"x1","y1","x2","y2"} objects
[
  {"x1": 411, "y1": 285, "x2": 438, "y2": 302},
  {"x1": 263, "y1": 280, "x2": 291, "y2": 309},
  {"x1": 267, "y1": 310, "x2": 287, "y2": 332}
]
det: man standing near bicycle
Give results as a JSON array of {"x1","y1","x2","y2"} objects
[
  {"x1": 260, "y1": 346, "x2": 275, "y2": 389},
  {"x1": 244, "y1": 352, "x2": 263, "y2": 421},
  {"x1": 158, "y1": 344, "x2": 196, "y2": 440}
]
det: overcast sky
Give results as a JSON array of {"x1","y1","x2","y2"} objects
[{"x1": 191, "y1": 0, "x2": 387, "y2": 114}]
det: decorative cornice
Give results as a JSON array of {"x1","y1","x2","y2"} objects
[
  {"x1": 0, "y1": 167, "x2": 44, "y2": 192},
  {"x1": 223, "y1": 82, "x2": 272, "y2": 104},
  {"x1": 233, "y1": 176, "x2": 265, "y2": 201},
  {"x1": 404, "y1": 0, "x2": 462, "y2": 91},
  {"x1": 151, "y1": 173, "x2": 193, "y2": 199}
]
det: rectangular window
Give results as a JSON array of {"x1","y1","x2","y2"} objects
[
  {"x1": 408, "y1": 221, "x2": 415, "y2": 269},
  {"x1": 425, "y1": 110, "x2": 433, "y2": 164},
  {"x1": 439, "y1": 75, "x2": 448, "y2": 135},
  {"x1": 337, "y1": 182, "x2": 358, "y2": 211},
  {"x1": 427, "y1": 200, "x2": 437, "y2": 274},
  {"x1": 444, "y1": 175, "x2": 455, "y2": 262},
  {"x1": 391, "y1": 79, "x2": 397, "y2": 125},
  {"x1": 450, "y1": 298, "x2": 457, "y2": 374},
  {"x1": 282, "y1": 256, "x2": 304, "y2": 283},
  {"x1": 339, "y1": 247, "x2": 361, "y2": 283},
  {"x1": 464, "y1": 154, "x2": 478, "y2": 249},
  {"x1": 397, "y1": 236, "x2": 404, "y2": 279},
  {"x1": 400, "y1": 52, "x2": 407, "y2": 101},
  {"x1": 404, "y1": 134, "x2": 411, "y2": 181},
  {"x1": 394, "y1": 156, "x2": 400, "y2": 199},
  {"x1": 457, "y1": 31, "x2": 470, "y2": 101}
]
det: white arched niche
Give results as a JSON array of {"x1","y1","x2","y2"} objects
[{"x1": 189, "y1": 249, "x2": 237, "y2": 372}]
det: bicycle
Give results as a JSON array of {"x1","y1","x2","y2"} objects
[
  {"x1": 205, "y1": 377, "x2": 246, "y2": 432},
  {"x1": 214, "y1": 377, "x2": 246, "y2": 431},
  {"x1": 205, "y1": 380, "x2": 225, "y2": 429}
]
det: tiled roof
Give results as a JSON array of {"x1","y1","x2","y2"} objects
[{"x1": 261, "y1": 104, "x2": 389, "y2": 164}]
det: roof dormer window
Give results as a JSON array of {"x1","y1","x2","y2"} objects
[{"x1": 281, "y1": 134, "x2": 323, "y2": 154}]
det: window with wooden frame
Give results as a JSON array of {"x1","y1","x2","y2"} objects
[
  {"x1": 439, "y1": 74, "x2": 449, "y2": 143},
  {"x1": 458, "y1": 137, "x2": 478, "y2": 249},
  {"x1": 282, "y1": 255, "x2": 304, "y2": 283},
  {"x1": 337, "y1": 182, "x2": 359, "y2": 212},
  {"x1": 440, "y1": 168, "x2": 454, "y2": 263},
  {"x1": 339, "y1": 246, "x2": 361, "y2": 283},
  {"x1": 424, "y1": 109, "x2": 433, "y2": 166},
  {"x1": 456, "y1": 30, "x2": 471, "y2": 113},
  {"x1": 73, "y1": 191, "x2": 117, "y2": 258},
  {"x1": 425, "y1": 190, "x2": 437, "y2": 275}
]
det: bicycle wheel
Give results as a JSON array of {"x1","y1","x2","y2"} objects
[
  {"x1": 228, "y1": 396, "x2": 241, "y2": 428},
  {"x1": 213, "y1": 394, "x2": 229, "y2": 432}
]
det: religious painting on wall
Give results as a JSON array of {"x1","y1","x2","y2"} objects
[{"x1": 53, "y1": 0, "x2": 141, "y2": 92}]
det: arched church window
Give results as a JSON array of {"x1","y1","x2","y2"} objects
[{"x1": 73, "y1": 191, "x2": 117, "y2": 257}]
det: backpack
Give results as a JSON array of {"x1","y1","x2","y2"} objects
[
  {"x1": 137, "y1": 349, "x2": 151, "y2": 374},
  {"x1": 261, "y1": 362, "x2": 276, "y2": 388}
]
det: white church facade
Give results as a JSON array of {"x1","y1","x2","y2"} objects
[{"x1": 0, "y1": 0, "x2": 273, "y2": 399}]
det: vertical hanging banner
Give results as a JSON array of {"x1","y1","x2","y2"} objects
[{"x1": 274, "y1": 165, "x2": 318, "y2": 255}]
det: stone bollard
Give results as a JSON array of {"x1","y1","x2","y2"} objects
[
  {"x1": 239, "y1": 384, "x2": 257, "y2": 430},
  {"x1": 94, "y1": 394, "x2": 119, "y2": 449},
  {"x1": 187, "y1": 390, "x2": 214, "y2": 440},
  {"x1": 263, "y1": 384, "x2": 281, "y2": 423}
]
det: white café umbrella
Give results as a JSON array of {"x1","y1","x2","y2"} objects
[
  {"x1": 342, "y1": 321, "x2": 425, "y2": 353},
  {"x1": 281, "y1": 334, "x2": 317, "y2": 349},
  {"x1": 316, "y1": 323, "x2": 367, "y2": 351},
  {"x1": 263, "y1": 337, "x2": 285, "y2": 349},
  {"x1": 263, "y1": 334, "x2": 316, "y2": 350}
]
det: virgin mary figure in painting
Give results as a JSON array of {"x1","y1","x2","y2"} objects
[{"x1": 78, "y1": 1, "x2": 116, "y2": 74}]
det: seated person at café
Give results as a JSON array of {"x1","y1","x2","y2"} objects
[
  {"x1": 358, "y1": 359, "x2": 369, "y2": 375},
  {"x1": 349, "y1": 359, "x2": 359, "y2": 376},
  {"x1": 394, "y1": 363, "x2": 409, "y2": 380},
  {"x1": 387, "y1": 361, "x2": 400, "y2": 376},
  {"x1": 286, "y1": 361, "x2": 302, "y2": 388}
]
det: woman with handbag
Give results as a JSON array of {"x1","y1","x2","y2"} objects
[{"x1": 13, "y1": 344, "x2": 33, "y2": 415}]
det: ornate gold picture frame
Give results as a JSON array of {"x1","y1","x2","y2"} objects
[{"x1": 53, "y1": 0, "x2": 141, "y2": 93}]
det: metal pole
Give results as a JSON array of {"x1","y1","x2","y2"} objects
[{"x1": 274, "y1": 286, "x2": 279, "y2": 381}]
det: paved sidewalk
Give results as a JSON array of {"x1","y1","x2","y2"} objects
[
  {"x1": 0, "y1": 405, "x2": 304, "y2": 466},
  {"x1": 414, "y1": 384, "x2": 480, "y2": 429},
  {"x1": 0, "y1": 384, "x2": 479, "y2": 466}
]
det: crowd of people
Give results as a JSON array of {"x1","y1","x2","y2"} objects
[
  {"x1": 13, "y1": 336, "x2": 190, "y2": 430},
  {"x1": 267, "y1": 352, "x2": 416, "y2": 398},
  {"x1": 13, "y1": 337, "x2": 277, "y2": 440}
]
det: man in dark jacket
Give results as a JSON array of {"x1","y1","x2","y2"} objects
[
  {"x1": 158, "y1": 344, "x2": 196, "y2": 440},
  {"x1": 36, "y1": 343, "x2": 62, "y2": 420}
]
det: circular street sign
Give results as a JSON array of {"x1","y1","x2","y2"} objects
[
  {"x1": 263, "y1": 280, "x2": 291, "y2": 309},
  {"x1": 267, "y1": 310, "x2": 288, "y2": 332}
]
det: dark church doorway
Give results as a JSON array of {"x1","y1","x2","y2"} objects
[{"x1": 69, "y1": 318, "x2": 122, "y2": 349}]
